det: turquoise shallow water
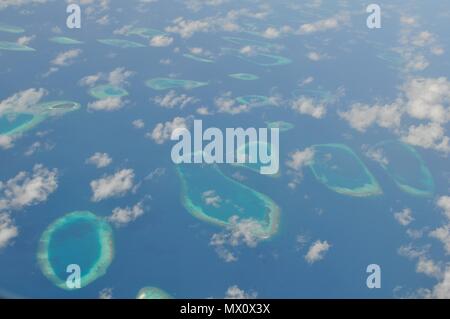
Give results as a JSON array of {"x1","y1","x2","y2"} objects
[
  {"x1": 0, "y1": 114, "x2": 34, "y2": 135},
  {"x1": 373, "y1": 141, "x2": 434, "y2": 197}
]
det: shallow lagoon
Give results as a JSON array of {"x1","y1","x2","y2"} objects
[
  {"x1": 0, "y1": 41, "x2": 35, "y2": 51},
  {"x1": 176, "y1": 163, "x2": 280, "y2": 238},
  {"x1": 372, "y1": 141, "x2": 434, "y2": 197},
  {"x1": 136, "y1": 287, "x2": 172, "y2": 299},
  {"x1": 37, "y1": 211, "x2": 114, "y2": 290},
  {"x1": 145, "y1": 78, "x2": 208, "y2": 90},
  {"x1": 0, "y1": 23, "x2": 24, "y2": 33},
  {"x1": 50, "y1": 37, "x2": 83, "y2": 45},
  {"x1": 98, "y1": 39, "x2": 146, "y2": 48},
  {"x1": 308, "y1": 144, "x2": 382, "y2": 197},
  {"x1": 228, "y1": 73, "x2": 259, "y2": 81},
  {"x1": 89, "y1": 85, "x2": 129, "y2": 99}
]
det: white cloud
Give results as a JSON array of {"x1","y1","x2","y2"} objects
[
  {"x1": 0, "y1": 135, "x2": 14, "y2": 150},
  {"x1": 132, "y1": 119, "x2": 145, "y2": 129},
  {"x1": 0, "y1": 164, "x2": 58, "y2": 212},
  {"x1": 0, "y1": 88, "x2": 47, "y2": 116},
  {"x1": 86, "y1": 152, "x2": 112, "y2": 168},
  {"x1": 0, "y1": 0, "x2": 48, "y2": 10},
  {"x1": 215, "y1": 93, "x2": 250, "y2": 115},
  {"x1": 88, "y1": 97, "x2": 126, "y2": 111},
  {"x1": 150, "y1": 35, "x2": 174, "y2": 47},
  {"x1": 210, "y1": 216, "x2": 267, "y2": 262},
  {"x1": 291, "y1": 96, "x2": 327, "y2": 119},
  {"x1": 286, "y1": 148, "x2": 314, "y2": 171},
  {"x1": 298, "y1": 14, "x2": 348, "y2": 34},
  {"x1": 165, "y1": 17, "x2": 211, "y2": 38},
  {"x1": 51, "y1": 49, "x2": 82, "y2": 66},
  {"x1": 147, "y1": 117, "x2": 188, "y2": 144},
  {"x1": 437, "y1": 196, "x2": 450, "y2": 220},
  {"x1": 90, "y1": 169, "x2": 135, "y2": 202},
  {"x1": 339, "y1": 100, "x2": 403, "y2": 132},
  {"x1": 0, "y1": 213, "x2": 18, "y2": 249},
  {"x1": 202, "y1": 190, "x2": 222, "y2": 208},
  {"x1": 305, "y1": 240, "x2": 330, "y2": 264},
  {"x1": 225, "y1": 286, "x2": 257, "y2": 299},
  {"x1": 401, "y1": 122, "x2": 450, "y2": 154},
  {"x1": 154, "y1": 90, "x2": 197, "y2": 109},
  {"x1": 108, "y1": 202, "x2": 144, "y2": 227},
  {"x1": 394, "y1": 208, "x2": 414, "y2": 226}
]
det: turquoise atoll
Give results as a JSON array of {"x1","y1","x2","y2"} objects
[
  {"x1": 176, "y1": 162, "x2": 280, "y2": 238},
  {"x1": 0, "y1": 101, "x2": 80, "y2": 138},
  {"x1": 89, "y1": 84, "x2": 129, "y2": 99},
  {"x1": 145, "y1": 78, "x2": 208, "y2": 90},
  {"x1": 126, "y1": 27, "x2": 166, "y2": 39},
  {"x1": 222, "y1": 36, "x2": 278, "y2": 50},
  {"x1": 236, "y1": 95, "x2": 272, "y2": 107},
  {"x1": 372, "y1": 140, "x2": 434, "y2": 197},
  {"x1": 0, "y1": 41, "x2": 35, "y2": 51},
  {"x1": 292, "y1": 88, "x2": 338, "y2": 103},
  {"x1": 136, "y1": 287, "x2": 173, "y2": 299},
  {"x1": 0, "y1": 23, "x2": 25, "y2": 33},
  {"x1": 265, "y1": 121, "x2": 294, "y2": 132},
  {"x1": 37, "y1": 211, "x2": 114, "y2": 290},
  {"x1": 234, "y1": 50, "x2": 291, "y2": 67},
  {"x1": 50, "y1": 36, "x2": 83, "y2": 45},
  {"x1": 183, "y1": 53, "x2": 215, "y2": 63},
  {"x1": 0, "y1": 113, "x2": 46, "y2": 137},
  {"x1": 97, "y1": 39, "x2": 146, "y2": 48},
  {"x1": 229, "y1": 73, "x2": 259, "y2": 81},
  {"x1": 308, "y1": 144, "x2": 382, "y2": 197}
]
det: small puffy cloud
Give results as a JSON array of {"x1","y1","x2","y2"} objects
[
  {"x1": 86, "y1": 152, "x2": 112, "y2": 168},
  {"x1": 51, "y1": 49, "x2": 82, "y2": 66},
  {"x1": 0, "y1": 164, "x2": 58, "y2": 212},
  {"x1": 339, "y1": 100, "x2": 403, "y2": 132},
  {"x1": 0, "y1": 135, "x2": 14, "y2": 150},
  {"x1": 0, "y1": 0, "x2": 49, "y2": 10},
  {"x1": 108, "y1": 202, "x2": 144, "y2": 227},
  {"x1": 0, "y1": 213, "x2": 18, "y2": 249},
  {"x1": 90, "y1": 169, "x2": 135, "y2": 202},
  {"x1": 307, "y1": 51, "x2": 323, "y2": 61},
  {"x1": 298, "y1": 14, "x2": 347, "y2": 34},
  {"x1": 202, "y1": 190, "x2": 222, "y2": 208},
  {"x1": 261, "y1": 27, "x2": 281, "y2": 39},
  {"x1": 0, "y1": 88, "x2": 46, "y2": 116},
  {"x1": 79, "y1": 73, "x2": 102, "y2": 87},
  {"x1": 215, "y1": 93, "x2": 250, "y2": 115},
  {"x1": 401, "y1": 123, "x2": 450, "y2": 154},
  {"x1": 210, "y1": 216, "x2": 267, "y2": 262},
  {"x1": 147, "y1": 117, "x2": 188, "y2": 144},
  {"x1": 286, "y1": 148, "x2": 314, "y2": 189},
  {"x1": 225, "y1": 286, "x2": 257, "y2": 299},
  {"x1": 16, "y1": 35, "x2": 35, "y2": 46},
  {"x1": 437, "y1": 196, "x2": 450, "y2": 220},
  {"x1": 364, "y1": 146, "x2": 389, "y2": 166},
  {"x1": 394, "y1": 208, "x2": 414, "y2": 226},
  {"x1": 154, "y1": 90, "x2": 198, "y2": 109},
  {"x1": 150, "y1": 35, "x2": 174, "y2": 47},
  {"x1": 88, "y1": 97, "x2": 126, "y2": 111},
  {"x1": 132, "y1": 119, "x2": 145, "y2": 129},
  {"x1": 286, "y1": 148, "x2": 314, "y2": 171},
  {"x1": 430, "y1": 225, "x2": 450, "y2": 255},
  {"x1": 305, "y1": 240, "x2": 330, "y2": 264},
  {"x1": 291, "y1": 96, "x2": 327, "y2": 119},
  {"x1": 165, "y1": 17, "x2": 211, "y2": 38},
  {"x1": 99, "y1": 288, "x2": 113, "y2": 300},
  {"x1": 108, "y1": 67, "x2": 134, "y2": 87}
]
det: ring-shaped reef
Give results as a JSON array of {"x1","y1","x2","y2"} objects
[
  {"x1": 229, "y1": 73, "x2": 259, "y2": 81},
  {"x1": 176, "y1": 161, "x2": 280, "y2": 238},
  {"x1": 97, "y1": 39, "x2": 146, "y2": 48},
  {"x1": 292, "y1": 88, "x2": 337, "y2": 103},
  {"x1": 372, "y1": 140, "x2": 434, "y2": 197},
  {"x1": 89, "y1": 84, "x2": 129, "y2": 99},
  {"x1": 0, "y1": 23, "x2": 25, "y2": 33},
  {"x1": 308, "y1": 144, "x2": 382, "y2": 197},
  {"x1": 266, "y1": 121, "x2": 294, "y2": 132},
  {"x1": 0, "y1": 113, "x2": 46, "y2": 136},
  {"x1": 235, "y1": 51, "x2": 291, "y2": 66},
  {"x1": 232, "y1": 140, "x2": 280, "y2": 177},
  {"x1": 236, "y1": 95, "x2": 272, "y2": 107},
  {"x1": 127, "y1": 27, "x2": 166, "y2": 39},
  {"x1": 222, "y1": 36, "x2": 278, "y2": 50},
  {"x1": 0, "y1": 41, "x2": 35, "y2": 51},
  {"x1": 145, "y1": 78, "x2": 208, "y2": 91},
  {"x1": 136, "y1": 287, "x2": 173, "y2": 299},
  {"x1": 37, "y1": 211, "x2": 114, "y2": 290},
  {"x1": 183, "y1": 53, "x2": 215, "y2": 63},
  {"x1": 50, "y1": 36, "x2": 83, "y2": 45}
]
